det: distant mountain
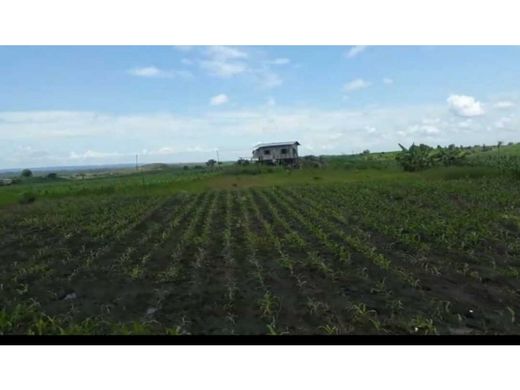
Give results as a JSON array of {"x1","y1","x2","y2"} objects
[{"x1": 0, "y1": 163, "x2": 136, "y2": 176}]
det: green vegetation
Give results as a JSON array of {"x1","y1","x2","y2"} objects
[
  {"x1": 1, "y1": 142, "x2": 520, "y2": 334},
  {"x1": 396, "y1": 143, "x2": 468, "y2": 171},
  {"x1": 21, "y1": 169, "x2": 33, "y2": 178}
]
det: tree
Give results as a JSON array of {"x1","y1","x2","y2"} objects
[
  {"x1": 21, "y1": 169, "x2": 32, "y2": 177},
  {"x1": 497, "y1": 141, "x2": 504, "y2": 157},
  {"x1": 206, "y1": 159, "x2": 217, "y2": 168},
  {"x1": 396, "y1": 143, "x2": 436, "y2": 172},
  {"x1": 397, "y1": 143, "x2": 468, "y2": 171},
  {"x1": 435, "y1": 144, "x2": 467, "y2": 166},
  {"x1": 47, "y1": 172, "x2": 57, "y2": 179}
]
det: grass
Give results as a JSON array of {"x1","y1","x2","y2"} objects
[{"x1": 2, "y1": 161, "x2": 505, "y2": 208}]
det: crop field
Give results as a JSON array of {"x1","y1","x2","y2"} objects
[{"x1": 1, "y1": 171, "x2": 520, "y2": 335}]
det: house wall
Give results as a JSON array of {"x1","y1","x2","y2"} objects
[{"x1": 253, "y1": 145, "x2": 298, "y2": 161}]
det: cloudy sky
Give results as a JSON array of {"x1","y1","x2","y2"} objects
[{"x1": 1, "y1": 46, "x2": 519, "y2": 168}]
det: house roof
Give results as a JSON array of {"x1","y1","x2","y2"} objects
[{"x1": 253, "y1": 141, "x2": 300, "y2": 149}]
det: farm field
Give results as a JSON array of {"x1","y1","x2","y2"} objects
[{"x1": 1, "y1": 168, "x2": 520, "y2": 335}]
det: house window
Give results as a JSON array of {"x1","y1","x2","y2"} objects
[
  {"x1": 281, "y1": 148, "x2": 288, "y2": 154},
  {"x1": 263, "y1": 149, "x2": 271, "y2": 155}
]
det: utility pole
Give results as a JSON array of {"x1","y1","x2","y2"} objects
[
  {"x1": 216, "y1": 149, "x2": 220, "y2": 167},
  {"x1": 135, "y1": 154, "x2": 138, "y2": 171}
]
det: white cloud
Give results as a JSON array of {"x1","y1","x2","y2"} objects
[
  {"x1": 69, "y1": 150, "x2": 124, "y2": 160},
  {"x1": 127, "y1": 66, "x2": 192, "y2": 79},
  {"x1": 179, "y1": 46, "x2": 283, "y2": 88},
  {"x1": 447, "y1": 94, "x2": 485, "y2": 117},
  {"x1": 200, "y1": 60, "x2": 247, "y2": 78},
  {"x1": 402, "y1": 124, "x2": 441, "y2": 136},
  {"x1": 210, "y1": 94, "x2": 229, "y2": 106},
  {"x1": 198, "y1": 46, "x2": 249, "y2": 78},
  {"x1": 258, "y1": 72, "x2": 282, "y2": 89},
  {"x1": 206, "y1": 46, "x2": 248, "y2": 61},
  {"x1": 494, "y1": 101, "x2": 515, "y2": 109},
  {"x1": 345, "y1": 46, "x2": 367, "y2": 59},
  {"x1": 266, "y1": 58, "x2": 290, "y2": 65},
  {"x1": 458, "y1": 119, "x2": 473, "y2": 128},
  {"x1": 383, "y1": 78, "x2": 394, "y2": 85},
  {"x1": 365, "y1": 125, "x2": 377, "y2": 134},
  {"x1": 154, "y1": 146, "x2": 178, "y2": 155},
  {"x1": 128, "y1": 66, "x2": 161, "y2": 77},
  {"x1": 494, "y1": 116, "x2": 513, "y2": 129},
  {"x1": 344, "y1": 78, "x2": 371, "y2": 92}
]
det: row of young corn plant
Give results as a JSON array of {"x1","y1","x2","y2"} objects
[
  {"x1": 220, "y1": 190, "x2": 240, "y2": 334},
  {"x1": 183, "y1": 191, "x2": 240, "y2": 334},
  {"x1": 257, "y1": 187, "x2": 444, "y2": 334},
  {"x1": 2, "y1": 195, "x2": 173, "y2": 278},
  {"x1": 318, "y1": 182, "x2": 520, "y2": 290},
  {"x1": 0, "y1": 196, "x2": 180, "y2": 317},
  {"x1": 275, "y1": 186, "x2": 420, "y2": 288},
  {"x1": 151, "y1": 191, "x2": 223, "y2": 334},
  {"x1": 289, "y1": 186, "x2": 495, "y2": 333},
  {"x1": 150, "y1": 192, "x2": 213, "y2": 284},
  {"x1": 236, "y1": 190, "x2": 289, "y2": 335},
  {"x1": 278, "y1": 185, "x2": 478, "y2": 332},
  {"x1": 7, "y1": 195, "x2": 164, "y2": 248},
  {"x1": 0, "y1": 194, "x2": 186, "y2": 331},
  {"x1": 48, "y1": 194, "x2": 203, "y2": 327},
  {"x1": 247, "y1": 188, "x2": 351, "y2": 334},
  {"x1": 127, "y1": 191, "x2": 219, "y2": 335},
  {"x1": 255, "y1": 188, "x2": 398, "y2": 334},
  {"x1": 137, "y1": 192, "x2": 207, "y2": 280},
  {"x1": 102, "y1": 195, "x2": 199, "y2": 281},
  {"x1": 279, "y1": 184, "x2": 520, "y2": 333},
  {"x1": 340, "y1": 180, "x2": 520, "y2": 259}
]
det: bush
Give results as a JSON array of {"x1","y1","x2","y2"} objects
[
  {"x1": 435, "y1": 144, "x2": 468, "y2": 167},
  {"x1": 18, "y1": 191, "x2": 36, "y2": 204},
  {"x1": 396, "y1": 143, "x2": 468, "y2": 172},
  {"x1": 396, "y1": 143, "x2": 435, "y2": 171},
  {"x1": 47, "y1": 173, "x2": 57, "y2": 179},
  {"x1": 21, "y1": 169, "x2": 32, "y2": 178}
]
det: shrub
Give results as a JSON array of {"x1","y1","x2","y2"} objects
[
  {"x1": 47, "y1": 173, "x2": 57, "y2": 179},
  {"x1": 396, "y1": 144, "x2": 436, "y2": 172},
  {"x1": 21, "y1": 169, "x2": 32, "y2": 178},
  {"x1": 18, "y1": 191, "x2": 36, "y2": 204},
  {"x1": 435, "y1": 144, "x2": 468, "y2": 167},
  {"x1": 396, "y1": 143, "x2": 467, "y2": 172}
]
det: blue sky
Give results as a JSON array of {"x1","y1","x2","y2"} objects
[{"x1": 1, "y1": 46, "x2": 520, "y2": 168}]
